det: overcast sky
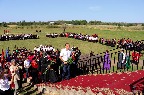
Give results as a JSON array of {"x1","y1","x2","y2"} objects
[{"x1": 0, "y1": 0, "x2": 144, "y2": 23}]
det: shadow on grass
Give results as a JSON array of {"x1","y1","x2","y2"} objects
[
  {"x1": 24, "y1": 85, "x2": 33, "y2": 91},
  {"x1": 22, "y1": 83, "x2": 31, "y2": 88},
  {"x1": 23, "y1": 87, "x2": 42, "y2": 95}
]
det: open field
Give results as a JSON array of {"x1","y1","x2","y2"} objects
[
  {"x1": 0, "y1": 27, "x2": 144, "y2": 57},
  {"x1": 0, "y1": 27, "x2": 143, "y2": 95}
]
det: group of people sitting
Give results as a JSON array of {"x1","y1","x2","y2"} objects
[
  {"x1": 47, "y1": 33, "x2": 144, "y2": 53},
  {"x1": 48, "y1": 32, "x2": 99, "y2": 42},
  {"x1": 0, "y1": 44, "x2": 81, "y2": 94},
  {"x1": 46, "y1": 33, "x2": 58, "y2": 38},
  {"x1": 99, "y1": 38, "x2": 117, "y2": 47},
  {"x1": 98, "y1": 37, "x2": 144, "y2": 52},
  {"x1": 0, "y1": 33, "x2": 39, "y2": 41}
]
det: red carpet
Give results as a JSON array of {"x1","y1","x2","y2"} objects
[{"x1": 36, "y1": 70, "x2": 144, "y2": 94}]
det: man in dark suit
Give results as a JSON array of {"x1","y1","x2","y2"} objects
[{"x1": 118, "y1": 48, "x2": 126, "y2": 69}]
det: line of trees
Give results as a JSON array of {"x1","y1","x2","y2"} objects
[{"x1": 0, "y1": 20, "x2": 144, "y2": 27}]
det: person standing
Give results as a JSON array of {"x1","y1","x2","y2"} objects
[
  {"x1": 31, "y1": 59, "x2": 38, "y2": 85},
  {"x1": 117, "y1": 49, "x2": 126, "y2": 69},
  {"x1": 24, "y1": 58, "x2": 31, "y2": 82},
  {"x1": 59, "y1": 43, "x2": 72, "y2": 80},
  {"x1": 0, "y1": 69, "x2": 13, "y2": 95},
  {"x1": 103, "y1": 50, "x2": 111, "y2": 70},
  {"x1": 9, "y1": 59, "x2": 20, "y2": 95},
  {"x1": 125, "y1": 53, "x2": 131, "y2": 69}
]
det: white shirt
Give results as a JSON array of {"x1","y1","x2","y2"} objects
[
  {"x1": 9, "y1": 65, "x2": 15, "y2": 76},
  {"x1": 24, "y1": 60, "x2": 30, "y2": 68},
  {"x1": 60, "y1": 48, "x2": 72, "y2": 62},
  {"x1": 0, "y1": 77, "x2": 10, "y2": 91},
  {"x1": 34, "y1": 47, "x2": 37, "y2": 51},
  {"x1": 122, "y1": 52, "x2": 126, "y2": 63}
]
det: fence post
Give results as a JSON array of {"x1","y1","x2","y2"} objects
[
  {"x1": 132, "y1": 64, "x2": 134, "y2": 71},
  {"x1": 129, "y1": 50, "x2": 131, "y2": 57},
  {"x1": 114, "y1": 52, "x2": 117, "y2": 64},
  {"x1": 79, "y1": 60, "x2": 83, "y2": 75},
  {"x1": 142, "y1": 60, "x2": 144, "y2": 69},
  {"x1": 113, "y1": 66, "x2": 115, "y2": 72},
  {"x1": 106, "y1": 68, "x2": 107, "y2": 74},
  {"x1": 95, "y1": 58, "x2": 99, "y2": 74},
  {"x1": 109, "y1": 70, "x2": 111, "y2": 73},
  {"x1": 117, "y1": 52, "x2": 120, "y2": 70},
  {"x1": 137, "y1": 63, "x2": 139, "y2": 70},
  {"x1": 111, "y1": 53, "x2": 113, "y2": 58},
  {"x1": 78, "y1": 60, "x2": 81, "y2": 75},
  {"x1": 82, "y1": 58, "x2": 85, "y2": 75},
  {"x1": 89, "y1": 57, "x2": 92, "y2": 74},
  {"x1": 97, "y1": 56, "x2": 102, "y2": 74}
]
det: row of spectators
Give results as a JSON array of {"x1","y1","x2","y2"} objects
[
  {"x1": 99, "y1": 38, "x2": 116, "y2": 47},
  {"x1": 117, "y1": 38, "x2": 144, "y2": 52},
  {"x1": 46, "y1": 32, "x2": 144, "y2": 52},
  {"x1": 47, "y1": 32, "x2": 99, "y2": 42},
  {"x1": 46, "y1": 33, "x2": 58, "y2": 38},
  {"x1": 0, "y1": 34, "x2": 39, "y2": 41}
]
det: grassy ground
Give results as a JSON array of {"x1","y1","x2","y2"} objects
[
  {"x1": 0, "y1": 26, "x2": 142, "y2": 94},
  {"x1": 0, "y1": 27, "x2": 144, "y2": 55}
]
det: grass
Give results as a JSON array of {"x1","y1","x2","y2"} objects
[
  {"x1": 0, "y1": 27, "x2": 144, "y2": 56},
  {"x1": 0, "y1": 26, "x2": 143, "y2": 94}
]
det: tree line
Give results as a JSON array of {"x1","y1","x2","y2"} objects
[{"x1": 0, "y1": 20, "x2": 144, "y2": 27}]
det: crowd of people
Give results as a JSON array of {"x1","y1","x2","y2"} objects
[
  {"x1": 46, "y1": 32, "x2": 99, "y2": 42},
  {"x1": 46, "y1": 33, "x2": 58, "y2": 38},
  {"x1": 46, "y1": 32, "x2": 144, "y2": 52},
  {"x1": 0, "y1": 44, "x2": 143, "y2": 95},
  {"x1": 99, "y1": 38, "x2": 116, "y2": 47},
  {"x1": 0, "y1": 43, "x2": 81, "y2": 94},
  {"x1": 117, "y1": 38, "x2": 144, "y2": 52},
  {"x1": 0, "y1": 33, "x2": 39, "y2": 41},
  {"x1": 0, "y1": 30, "x2": 144, "y2": 94},
  {"x1": 98, "y1": 37, "x2": 144, "y2": 52},
  {"x1": 60, "y1": 32, "x2": 99, "y2": 42}
]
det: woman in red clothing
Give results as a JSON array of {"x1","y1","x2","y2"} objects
[
  {"x1": 132, "y1": 51, "x2": 142, "y2": 64},
  {"x1": 31, "y1": 58, "x2": 39, "y2": 85}
]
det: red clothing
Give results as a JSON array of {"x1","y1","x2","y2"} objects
[
  {"x1": 65, "y1": 33, "x2": 69, "y2": 37},
  {"x1": 28, "y1": 55, "x2": 34, "y2": 62},
  {"x1": 31, "y1": 60, "x2": 38, "y2": 68},
  {"x1": 132, "y1": 52, "x2": 141, "y2": 61}
]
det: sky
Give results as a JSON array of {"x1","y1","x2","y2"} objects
[{"x1": 0, "y1": 0, "x2": 144, "y2": 23}]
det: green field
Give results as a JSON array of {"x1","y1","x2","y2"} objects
[
  {"x1": 0, "y1": 27, "x2": 144, "y2": 56},
  {"x1": 0, "y1": 27, "x2": 143, "y2": 95}
]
